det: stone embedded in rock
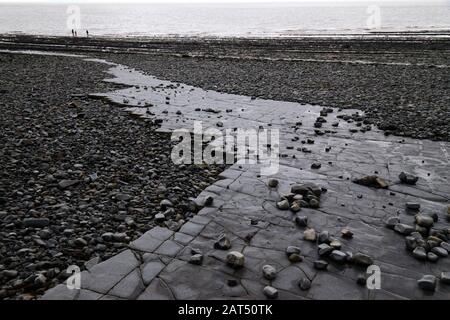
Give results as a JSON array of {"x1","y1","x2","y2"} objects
[
  {"x1": 214, "y1": 234, "x2": 231, "y2": 250},
  {"x1": 304, "y1": 228, "x2": 317, "y2": 242},
  {"x1": 352, "y1": 252, "x2": 373, "y2": 266},
  {"x1": 394, "y1": 223, "x2": 414, "y2": 235},
  {"x1": 318, "y1": 243, "x2": 333, "y2": 256},
  {"x1": 431, "y1": 246, "x2": 448, "y2": 257},
  {"x1": 268, "y1": 178, "x2": 279, "y2": 188},
  {"x1": 23, "y1": 218, "x2": 50, "y2": 228},
  {"x1": 262, "y1": 265, "x2": 277, "y2": 280},
  {"x1": 298, "y1": 277, "x2": 311, "y2": 291},
  {"x1": 295, "y1": 216, "x2": 308, "y2": 227},
  {"x1": 440, "y1": 272, "x2": 450, "y2": 284},
  {"x1": 58, "y1": 179, "x2": 80, "y2": 189},
  {"x1": 226, "y1": 251, "x2": 245, "y2": 268},
  {"x1": 399, "y1": 172, "x2": 419, "y2": 185},
  {"x1": 353, "y1": 175, "x2": 388, "y2": 189},
  {"x1": 417, "y1": 275, "x2": 436, "y2": 291},
  {"x1": 412, "y1": 246, "x2": 427, "y2": 260},
  {"x1": 276, "y1": 199, "x2": 290, "y2": 210},
  {"x1": 330, "y1": 250, "x2": 347, "y2": 263},
  {"x1": 263, "y1": 286, "x2": 278, "y2": 299},
  {"x1": 189, "y1": 254, "x2": 203, "y2": 265},
  {"x1": 406, "y1": 202, "x2": 420, "y2": 210},
  {"x1": 385, "y1": 216, "x2": 400, "y2": 229},
  {"x1": 415, "y1": 214, "x2": 434, "y2": 228},
  {"x1": 313, "y1": 260, "x2": 328, "y2": 270}
]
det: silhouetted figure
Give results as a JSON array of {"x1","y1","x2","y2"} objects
[
  {"x1": 74, "y1": 30, "x2": 77, "y2": 37},
  {"x1": 86, "y1": 30, "x2": 89, "y2": 37},
  {"x1": 71, "y1": 29, "x2": 74, "y2": 37}
]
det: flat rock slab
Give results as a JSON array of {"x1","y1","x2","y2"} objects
[{"x1": 41, "y1": 56, "x2": 450, "y2": 300}]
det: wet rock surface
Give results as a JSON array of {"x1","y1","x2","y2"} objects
[
  {"x1": 100, "y1": 43, "x2": 450, "y2": 142},
  {"x1": 0, "y1": 53, "x2": 224, "y2": 299},
  {"x1": 1, "y1": 50, "x2": 449, "y2": 300}
]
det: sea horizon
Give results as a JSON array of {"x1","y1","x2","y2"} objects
[{"x1": 1, "y1": 2, "x2": 449, "y2": 38}]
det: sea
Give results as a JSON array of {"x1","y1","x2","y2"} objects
[{"x1": 0, "y1": 2, "x2": 449, "y2": 38}]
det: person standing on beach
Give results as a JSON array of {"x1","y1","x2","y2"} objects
[
  {"x1": 74, "y1": 30, "x2": 77, "y2": 37},
  {"x1": 86, "y1": 30, "x2": 89, "y2": 37},
  {"x1": 71, "y1": 29, "x2": 74, "y2": 37}
]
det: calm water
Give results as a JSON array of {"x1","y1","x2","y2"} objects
[{"x1": 0, "y1": 3, "x2": 449, "y2": 38}]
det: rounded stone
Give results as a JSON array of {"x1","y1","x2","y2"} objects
[
  {"x1": 263, "y1": 286, "x2": 278, "y2": 299},
  {"x1": 406, "y1": 202, "x2": 420, "y2": 210},
  {"x1": 294, "y1": 216, "x2": 308, "y2": 227},
  {"x1": 189, "y1": 254, "x2": 203, "y2": 265},
  {"x1": 427, "y1": 252, "x2": 439, "y2": 262},
  {"x1": 417, "y1": 275, "x2": 436, "y2": 291},
  {"x1": 431, "y1": 246, "x2": 448, "y2": 257},
  {"x1": 385, "y1": 216, "x2": 400, "y2": 229},
  {"x1": 304, "y1": 228, "x2": 317, "y2": 242},
  {"x1": 214, "y1": 234, "x2": 231, "y2": 250},
  {"x1": 330, "y1": 250, "x2": 347, "y2": 263},
  {"x1": 309, "y1": 199, "x2": 320, "y2": 209},
  {"x1": 226, "y1": 251, "x2": 245, "y2": 268},
  {"x1": 412, "y1": 246, "x2": 427, "y2": 260},
  {"x1": 268, "y1": 178, "x2": 279, "y2": 188},
  {"x1": 341, "y1": 228, "x2": 354, "y2": 239},
  {"x1": 298, "y1": 277, "x2": 311, "y2": 291},
  {"x1": 352, "y1": 252, "x2": 373, "y2": 266},
  {"x1": 262, "y1": 265, "x2": 277, "y2": 280},
  {"x1": 290, "y1": 201, "x2": 301, "y2": 213},
  {"x1": 288, "y1": 253, "x2": 303, "y2": 263},
  {"x1": 415, "y1": 214, "x2": 434, "y2": 228},
  {"x1": 313, "y1": 260, "x2": 328, "y2": 270},
  {"x1": 276, "y1": 199, "x2": 290, "y2": 210},
  {"x1": 286, "y1": 246, "x2": 301, "y2": 256}
]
